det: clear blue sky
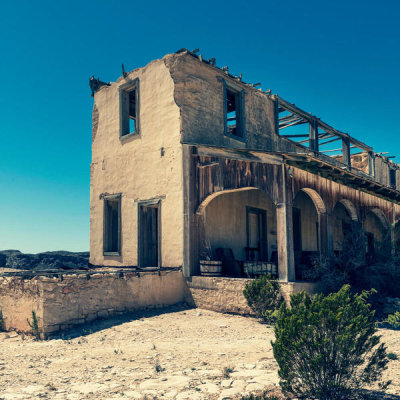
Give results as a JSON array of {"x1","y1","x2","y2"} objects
[{"x1": 0, "y1": 0, "x2": 399, "y2": 253}]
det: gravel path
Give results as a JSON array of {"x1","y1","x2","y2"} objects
[{"x1": 0, "y1": 307, "x2": 399, "y2": 399}]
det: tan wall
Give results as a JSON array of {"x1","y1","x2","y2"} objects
[
  {"x1": 90, "y1": 56, "x2": 183, "y2": 267},
  {"x1": 203, "y1": 189, "x2": 277, "y2": 261},
  {"x1": 187, "y1": 276, "x2": 317, "y2": 315},
  {"x1": 166, "y1": 53, "x2": 279, "y2": 151},
  {"x1": 0, "y1": 270, "x2": 186, "y2": 336},
  {"x1": 0, "y1": 277, "x2": 44, "y2": 332}
]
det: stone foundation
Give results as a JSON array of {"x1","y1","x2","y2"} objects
[
  {"x1": 186, "y1": 276, "x2": 317, "y2": 315},
  {"x1": 0, "y1": 269, "x2": 185, "y2": 337}
]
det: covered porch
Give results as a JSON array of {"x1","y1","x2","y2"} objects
[{"x1": 182, "y1": 144, "x2": 400, "y2": 284}]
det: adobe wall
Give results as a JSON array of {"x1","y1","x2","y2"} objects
[
  {"x1": 166, "y1": 53, "x2": 284, "y2": 152},
  {"x1": 0, "y1": 270, "x2": 186, "y2": 336},
  {"x1": 186, "y1": 276, "x2": 317, "y2": 315},
  {"x1": 90, "y1": 55, "x2": 183, "y2": 267}
]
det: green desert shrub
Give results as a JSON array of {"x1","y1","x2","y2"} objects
[
  {"x1": 243, "y1": 275, "x2": 283, "y2": 323},
  {"x1": 272, "y1": 285, "x2": 390, "y2": 400},
  {"x1": 27, "y1": 310, "x2": 40, "y2": 339},
  {"x1": 386, "y1": 311, "x2": 400, "y2": 329}
]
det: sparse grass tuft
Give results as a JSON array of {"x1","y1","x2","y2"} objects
[
  {"x1": 27, "y1": 311, "x2": 40, "y2": 339},
  {"x1": 155, "y1": 360, "x2": 165, "y2": 373},
  {"x1": 223, "y1": 366, "x2": 234, "y2": 378}
]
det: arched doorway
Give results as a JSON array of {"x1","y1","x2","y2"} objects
[
  {"x1": 332, "y1": 200, "x2": 358, "y2": 254},
  {"x1": 292, "y1": 188, "x2": 326, "y2": 280},
  {"x1": 364, "y1": 208, "x2": 389, "y2": 263},
  {"x1": 197, "y1": 188, "x2": 277, "y2": 276}
]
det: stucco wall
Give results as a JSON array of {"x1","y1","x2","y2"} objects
[
  {"x1": 166, "y1": 53, "x2": 279, "y2": 151},
  {"x1": 0, "y1": 270, "x2": 186, "y2": 336},
  {"x1": 203, "y1": 189, "x2": 277, "y2": 261},
  {"x1": 90, "y1": 56, "x2": 183, "y2": 267}
]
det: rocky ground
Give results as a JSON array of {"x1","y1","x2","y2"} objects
[{"x1": 0, "y1": 307, "x2": 399, "y2": 400}]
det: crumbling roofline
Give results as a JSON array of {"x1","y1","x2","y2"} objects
[{"x1": 272, "y1": 95, "x2": 372, "y2": 153}]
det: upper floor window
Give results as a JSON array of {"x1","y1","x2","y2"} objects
[
  {"x1": 390, "y1": 168, "x2": 396, "y2": 189},
  {"x1": 119, "y1": 79, "x2": 140, "y2": 138},
  {"x1": 223, "y1": 80, "x2": 245, "y2": 139}
]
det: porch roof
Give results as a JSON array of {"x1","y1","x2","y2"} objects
[{"x1": 190, "y1": 144, "x2": 400, "y2": 204}]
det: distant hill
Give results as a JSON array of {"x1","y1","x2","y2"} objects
[{"x1": 0, "y1": 250, "x2": 89, "y2": 271}]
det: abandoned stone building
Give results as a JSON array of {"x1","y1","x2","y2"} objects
[
  {"x1": 2, "y1": 48, "x2": 400, "y2": 336},
  {"x1": 90, "y1": 48, "x2": 400, "y2": 286}
]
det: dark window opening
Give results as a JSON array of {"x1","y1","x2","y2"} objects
[
  {"x1": 224, "y1": 84, "x2": 244, "y2": 138},
  {"x1": 104, "y1": 197, "x2": 121, "y2": 254},
  {"x1": 120, "y1": 79, "x2": 139, "y2": 137},
  {"x1": 246, "y1": 207, "x2": 267, "y2": 262},
  {"x1": 128, "y1": 88, "x2": 136, "y2": 134},
  {"x1": 139, "y1": 203, "x2": 160, "y2": 267},
  {"x1": 390, "y1": 168, "x2": 396, "y2": 189}
]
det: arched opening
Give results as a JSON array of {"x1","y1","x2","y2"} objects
[
  {"x1": 199, "y1": 188, "x2": 277, "y2": 276},
  {"x1": 332, "y1": 200, "x2": 356, "y2": 254},
  {"x1": 292, "y1": 189, "x2": 325, "y2": 280},
  {"x1": 364, "y1": 208, "x2": 389, "y2": 263}
]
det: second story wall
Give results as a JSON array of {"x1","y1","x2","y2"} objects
[
  {"x1": 90, "y1": 56, "x2": 184, "y2": 267},
  {"x1": 166, "y1": 53, "x2": 279, "y2": 151}
]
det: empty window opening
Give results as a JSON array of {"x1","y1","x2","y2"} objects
[
  {"x1": 139, "y1": 202, "x2": 160, "y2": 267},
  {"x1": 390, "y1": 168, "x2": 396, "y2": 189},
  {"x1": 224, "y1": 84, "x2": 244, "y2": 138},
  {"x1": 120, "y1": 79, "x2": 139, "y2": 137},
  {"x1": 128, "y1": 88, "x2": 137, "y2": 133},
  {"x1": 104, "y1": 196, "x2": 121, "y2": 254}
]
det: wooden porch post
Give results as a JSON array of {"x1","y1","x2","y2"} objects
[{"x1": 277, "y1": 164, "x2": 295, "y2": 282}]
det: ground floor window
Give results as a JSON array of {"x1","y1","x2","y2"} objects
[
  {"x1": 103, "y1": 194, "x2": 121, "y2": 255},
  {"x1": 138, "y1": 200, "x2": 161, "y2": 267}
]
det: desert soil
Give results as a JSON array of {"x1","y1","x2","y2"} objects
[{"x1": 0, "y1": 306, "x2": 399, "y2": 400}]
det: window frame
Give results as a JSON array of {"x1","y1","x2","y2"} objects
[
  {"x1": 103, "y1": 194, "x2": 122, "y2": 256},
  {"x1": 138, "y1": 198, "x2": 162, "y2": 268},
  {"x1": 119, "y1": 78, "x2": 140, "y2": 140},
  {"x1": 389, "y1": 167, "x2": 396, "y2": 189},
  {"x1": 222, "y1": 79, "x2": 246, "y2": 141}
]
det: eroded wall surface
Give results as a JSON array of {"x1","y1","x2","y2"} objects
[
  {"x1": 0, "y1": 277, "x2": 44, "y2": 332},
  {"x1": 166, "y1": 54, "x2": 280, "y2": 151},
  {"x1": 90, "y1": 56, "x2": 183, "y2": 267},
  {"x1": 0, "y1": 270, "x2": 186, "y2": 335},
  {"x1": 187, "y1": 276, "x2": 317, "y2": 315}
]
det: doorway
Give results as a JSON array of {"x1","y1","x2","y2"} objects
[{"x1": 139, "y1": 201, "x2": 161, "y2": 267}]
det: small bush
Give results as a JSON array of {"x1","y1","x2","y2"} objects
[
  {"x1": 387, "y1": 352, "x2": 398, "y2": 360},
  {"x1": 386, "y1": 311, "x2": 400, "y2": 329},
  {"x1": 243, "y1": 275, "x2": 283, "y2": 323},
  {"x1": 223, "y1": 366, "x2": 233, "y2": 378},
  {"x1": 27, "y1": 311, "x2": 40, "y2": 339},
  {"x1": 272, "y1": 285, "x2": 390, "y2": 400}
]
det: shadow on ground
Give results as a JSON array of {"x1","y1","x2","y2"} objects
[
  {"x1": 48, "y1": 303, "x2": 194, "y2": 340},
  {"x1": 360, "y1": 390, "x2": 400, "y2": 399}
]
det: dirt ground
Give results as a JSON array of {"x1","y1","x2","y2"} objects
[{"x1": 0, "y1": 306, "x2": 399, "y2": 400}]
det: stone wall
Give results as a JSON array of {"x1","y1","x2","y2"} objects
[
  {"x1": 186, "y1": 276, "x2": 317, "y2": 315},
  {"x1": 0, "y1": 269, "x2": 186, "y2": 337}
]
